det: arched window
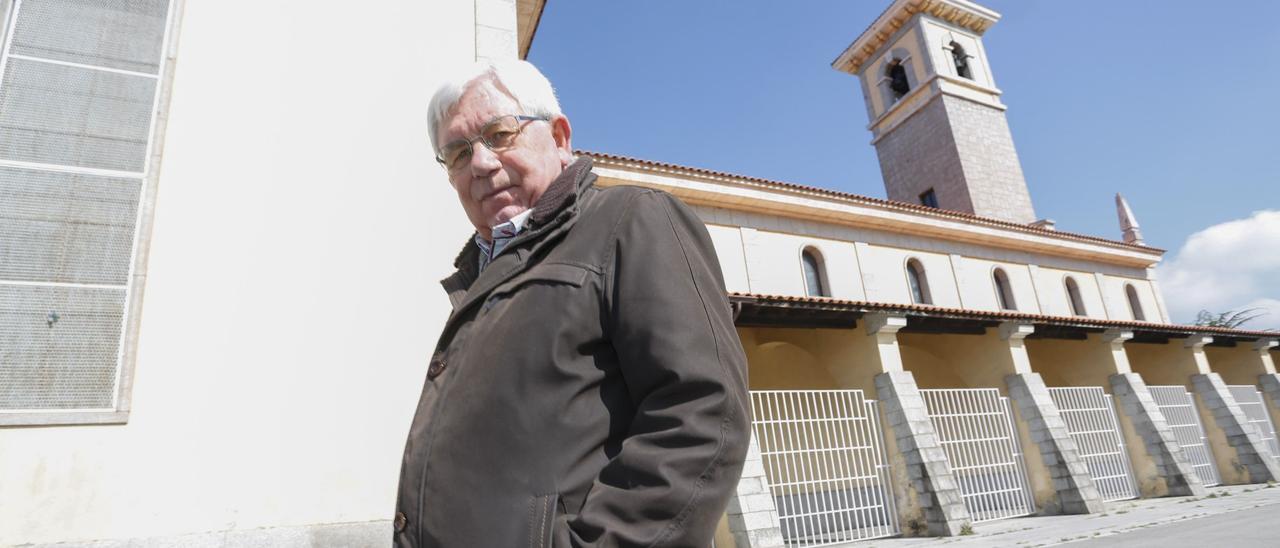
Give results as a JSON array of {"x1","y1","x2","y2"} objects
[
  {"x1": 1126, "y1": 284, "x2": 1146, "y2": 321},
  {"x1": 950, "y1": 41, "x2": 973, "y2": 79},
  {"x1": 801, "y1": 247, "x2": 829, "y2": 298},
  {"x1": 887, "y1": 60, "x2": 910, "y2": 101},
  {"x1": 906, "y1": 258, "x2": 932, "y2": 305},
  {"x1": 1065, "y1": 277, "x2": 1087, "y2": 317},
  {"x1": 993, "y1": 268, "x2": 1016, "y2": 311}
]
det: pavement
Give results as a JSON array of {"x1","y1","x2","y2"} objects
[{"x1": 862, "y1": 483, "x2": 1280, "y2": 547}]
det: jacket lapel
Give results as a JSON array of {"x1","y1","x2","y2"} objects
[{"x1": 435, "y1": 157, "x2": 595, "y2": 338}]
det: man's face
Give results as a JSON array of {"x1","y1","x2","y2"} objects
[{"x1": 437, "y1": 79, "x2": 573, "y2": 239}]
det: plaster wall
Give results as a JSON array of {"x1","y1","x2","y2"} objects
[
  {"x1": 706, "y1": 224, "x2": 750, "y2": 293},
  {"x1": 0, "y1": 0, "x2": 478, "y2": 544},
  {"x1": 863, "y1": 25, "x2": 927, "y2": 120},
  {"x1": 1125, "y1": 343, "x2": 1251, "y2": 485},
  {"x1": 919, "y1": 18, "x2": 993, "y2": 89},
  {"x1": 1024, "y1": 337, "x2": 1169, "y2": 496},
  {"x1": 897, "y1": 330, "x2": 1059, "y2": 511},
  {"x1": 1204, "y1": 345, "x2": 1276, "y2": 386},
  {"x1": 1101, "y1": 275, "x2": 1162, "y2": 322},
  {"x1": 693, "y1": 205, "x2": 1164, "y2": 324},
  {"x1": 953, "y1": 256, "x2": 1039, "y2": 313},
  {"x1": 1033, "y1": 267, "x2": 1108, "y2": 320},
  {"x1": 738, "y1": 228, "x2": 863, "y2": 300}
]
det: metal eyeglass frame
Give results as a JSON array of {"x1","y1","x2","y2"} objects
[{"x1": 435, "y1": 114, "x2": 550, "y2": 171}]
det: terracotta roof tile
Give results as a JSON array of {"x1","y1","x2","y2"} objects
[
  {"x1": 731, "y1": 292, "x2": 1280, "y2": 339},
  {"x1": 582, "y1": 150, "x2": 1164, "y2": 254}
]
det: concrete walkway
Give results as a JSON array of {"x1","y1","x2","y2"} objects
[{"x1": 864, "y1": 483, "x2": 1280, "y2": 547}]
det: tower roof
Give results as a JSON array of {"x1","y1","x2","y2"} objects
[{"x1": 832, "y1": 0, "x2": 1001, "y2": 74}]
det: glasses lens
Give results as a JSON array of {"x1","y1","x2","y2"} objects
[
  {"x1": 481, "y1": 116, "x2": 522, "y2": 150},
  {"x1": 439, "y1": 141, "x2": 471, "y2": 171}
]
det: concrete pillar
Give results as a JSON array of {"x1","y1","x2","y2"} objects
[
  {"x1": 1082, "y1": 329, "x2": 1207, "y2": 497},
  {"x1": 999, "y1": 322, "x2": 1105, "y2": 514},
  {"x1": 725, "y1": 434, "x2": 784, "y2": 548},
  {"x1": 1256, "y1": 340, "x2": 1280, "y2": 437},
  {"x1": 1188, "y1": 340, "x2": 1280, "y2": 484},
  {"x1": 866, "y1": 314, "x2": 972, "y2": 536}
]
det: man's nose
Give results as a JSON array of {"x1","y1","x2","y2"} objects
[{"x1": 468, "y1": 142, "x2": 502, "y2": 177}]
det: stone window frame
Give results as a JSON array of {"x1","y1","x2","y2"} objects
[
  {"x1": 800, "y1": 246, "x2": 830, "y2": 298},
  {"x1": 876, "y1": 47, "x2": 917, "y2": 108},
  {"x1": 1125, "y1": 283, "x2": 1146, "y2": 322},
  {"x1": 943, "y1": 40, "x2": 973, "y2": 80},
  {"x1": 992, "y1": 267, "x2": 1017, "y2": 311},
  {"x1": 905, "y1": 257, "x2": 932, "y2": 305},
  {"x1": 0, "y1": 0, "x2": 185, "y2": 426},
  {"x1": 1064, "y1": 275, "x2": 1087, "y2": 317}
]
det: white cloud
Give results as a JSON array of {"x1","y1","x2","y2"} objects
[{"x1": 1158, "y1": 210, "x2": 1280, "y2": 330}]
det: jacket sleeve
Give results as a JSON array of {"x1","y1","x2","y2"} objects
[{"x1": 554, "y1": 189, "x2": 751, "y2": 547}]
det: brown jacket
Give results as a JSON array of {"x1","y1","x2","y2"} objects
[{"x1": 394, "y1": 158, "x2": 750, "y2": 547}]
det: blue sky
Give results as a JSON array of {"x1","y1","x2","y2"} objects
[{"x1": 529, "y1": 1, "x2": 1280, "y2": 327}]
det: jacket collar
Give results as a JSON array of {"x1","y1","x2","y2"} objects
[{"x1": 440, "y1": 156, "x2": 596, "y2": 308}]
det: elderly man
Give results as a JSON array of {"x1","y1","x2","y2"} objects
[{"x1": 394, "y1": 59, "x2": 750, "y2": 547}]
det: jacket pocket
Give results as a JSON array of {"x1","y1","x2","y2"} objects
[
  {"x1": 526, "y1": 492, "x2": 559, "y2": 548},
  {"x1": 493, "y1": 263, "x2": 589, "y2": 296}
]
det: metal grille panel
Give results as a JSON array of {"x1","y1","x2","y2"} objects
[
  {"x1": 0, "y1": 0, "x2": 172, "y2": 413},
  {"x1": 919, "y1": 388, "x2": 1035, "y2": 522},
  {"x1": 1047, "y1": 387, "x2": 1138, "y2": 501},
  {"x1": 1149, "y1": 385, "x2": 1220, "y2": 487},
  {"x1": 10, "y1": 0, "x2": 170, "y2": 74},
  {"x1": 0, "y1": 57, "x2": 157, "y2": 171},
  {"x1": 1227, "y1": 385, "x2": 1280, "y2": 462},
  {"x1": 750, "y1": 390, "x2": 899, "y2": 545},
  {"x1": 0, "y1": 284, "x2": 125, "y2": 409},
  {"x1": 0, "y1": 166, "x2": 141, "y2": 285}
]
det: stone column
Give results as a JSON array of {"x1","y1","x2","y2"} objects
[
  {"x1": 1257, "y1": 339, "x2": 1280, "y2": 432},
  {"x1": 999, "y1": 322, "x2": 1105, "y2": 514},
  {"x1": 725, "y1": 433, "x2": 784, "y2": 548},
  {"x1": 865, "y1": 314, "x2": 972, "y2": 536},
  {"x1": 1178, "y1": 335, "x2": 1280, "y2": 483},
  {"x1": 1100, "y1": 330, "x2": 1206, "y2": 497}
]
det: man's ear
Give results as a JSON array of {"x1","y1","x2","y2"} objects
[{"x1": 551, "y1": 115, "x2": 573, "y2": 166}]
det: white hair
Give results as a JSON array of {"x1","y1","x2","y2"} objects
[{"x1": 428, "y1": 59, "x2": 563, "y2": 153}]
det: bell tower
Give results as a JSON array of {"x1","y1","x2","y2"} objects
[{"x1": 833, "y1": 0, "x2": 1038, "y2": 225}]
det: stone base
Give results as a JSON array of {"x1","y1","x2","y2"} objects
[
  {"x1": 1191, "y1": 373, "x2": 1280, "y2": 483},
  {"x1": 1109, "y1": 373, "x2": 1207, "y2": 496},
  {"x1": 875, "y1": 371, "x2": 972, "y2": 536},
  {"x1": 1005, "y1": 373, "x2": 1105, "y2": 514}
]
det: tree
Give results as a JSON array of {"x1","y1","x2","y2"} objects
[{"x1": 1193, "y1": 307, "x2": 1266, "y2": 329}]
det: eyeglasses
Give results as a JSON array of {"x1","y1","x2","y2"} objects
[{"x1": 435, "y1": 114, "x2": 549, "y2": 172}]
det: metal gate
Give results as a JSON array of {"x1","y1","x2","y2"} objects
[
  {"x1": 1149, "y1": 385, "x2": 1220, "y2": 487},
  {"x1": 1227, "y1": 385, "x2": 1280, "y2": 462},
  {"x1": 1047, "y1": 387, "x2": 1138, "y2": 501},
  {"x1": 919, "y1": 388, "x2": 1035, "y2": 522},
  {"x1": 749, "y1": 390, "x2": 899, "y2": 545}
]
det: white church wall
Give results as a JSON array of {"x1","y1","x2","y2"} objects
[
  {"x1": 1033, "y1": 266, "x2": 1109, "y2": 319},
  {"x1": 705, "y1": 224, "x2": 750, "y2": 293},
  {"x1": 740, "y1": 228, "x2": 863, "y2": 300},
  {"x1": 0, "y1": 0, "x2": 478, "y2": 544},
  {"x1": 856, "y1": 244, "x2": 960, "y2": 307},
  {"x1": 953, "y1": 256, "x2": 1041, "y2": 313}
]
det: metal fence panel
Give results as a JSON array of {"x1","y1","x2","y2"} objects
[
  {"x1": 918, "y1": 388, "x2": 1035, "y2": 523},
  {"x1": 1226, "y1": 385, "x2": 1280, "y2": 463},
  {"x1": 1148, "y1": 385, "x2": 1220, "y2": 487},
  {"x1": 750, "y1": 390, "x2": 900, "y2": 545},
  {"x1": 1047, "y1": 387, "x2": 1138, "y2": 501}
]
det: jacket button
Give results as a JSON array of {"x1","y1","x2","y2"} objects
[
  {"x1": 427, "y1": 359, "x2": 446, "y2": 380},
  {"x1": 394, "y1": 511, "x2": 407, "y2": 532}
]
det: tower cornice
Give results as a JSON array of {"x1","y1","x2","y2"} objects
[{"x1": 832, "y1": 0, "x2": 1000, "y2": 74}]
